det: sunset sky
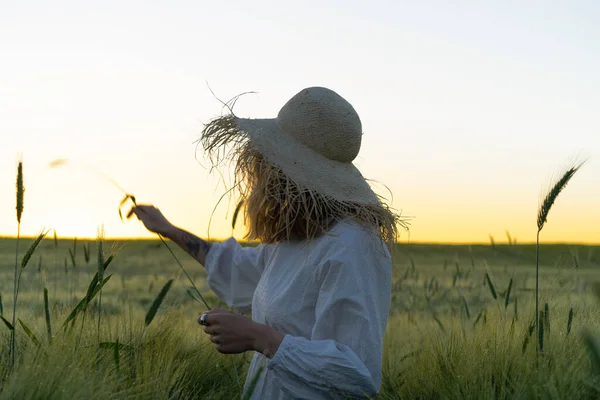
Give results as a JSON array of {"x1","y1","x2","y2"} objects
[{"x1": 1, "y1": 1, "x2": 599, "y2": 243}]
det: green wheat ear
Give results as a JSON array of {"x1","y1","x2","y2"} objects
[
  {"x1": 537, "y1": 162, "x2": 585, "y2": 232},
  {"x1": 16, "y1": 161, "x2": 24, "y2": 224}
]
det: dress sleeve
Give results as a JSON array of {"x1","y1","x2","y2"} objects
[
  {"x1": 204, "y1": 238, "x2": 271, "y2": 311},
  {"x1": 266, "y1": 237, "x2": 392, "y2": 399}
]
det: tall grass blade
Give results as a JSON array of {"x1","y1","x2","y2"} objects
[
  {"x1": 84, "y1": 243, "x2": 91, "y2": 263},
  {"x1": 473, "y1": 308, "x2": 486, "y2": 328},
  {"x1": 0, "y1": 293, "x2": 3, "y2": 317},
  {"x1": 538, "y1": 311, "x2": 545, "y2": 353},
  {"x1": 44, "y1": 287, "x2": 52, "y2": 341},
  {"x1": 432, "y1": 315, "x2": 446, "y2": 333},
  {"x1": 504, "y1": 278, "x2": 513, "y2": 310},
  {"x1": 97, "y1": 235, "x2": 105, "y2": 282},
  {"x1": 18, "y1": 319, "x2": 41, "y2": 348},
  {"x1": 186, "y1": 288, "x2": 204, "y2": 305},
  {"x1": 21, "y1": 230, "x2": 49, "y2": 269},
  {"x1": 97, "y1": 229, "x2": 105, "y2": 343},
  {"x1": 68, "y1": 249, "x2": 76, "y2": 267},
  {"x1": 485, "y1": 272, "x2": 497, "y2": 300},
  {"x1": 544, "y1": 303, "x2": 551, "y2": 334},
  {"x1": 460, "y1": 295, "x2": 471, "y2": 319},
  {"x1": 535, "y1": 230, "x2": 541, "y2": 355},
  {"x1": 1, "y1": 316, "x2": 15, "y2": 331},
  {"x1": 145, "y1": 279, "x2": 174, "y2": 326},
  {"x1": 567, "y1": 308, "x2": 574, "y2": 337}
]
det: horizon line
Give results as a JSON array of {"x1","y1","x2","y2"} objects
[{"x1": 0, "y1": 235, "x2": 598, "y2": 246}]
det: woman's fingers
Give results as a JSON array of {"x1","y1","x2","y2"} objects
[
  {"x1": 126, "y1": 207, "x2": 138, "y2": 219},
  {"x1": 203, "y1": 325, "x2": 219, "y2": 334},
  {"x1": 126, "y1": 205, "x2": 159, "y2": 219}
]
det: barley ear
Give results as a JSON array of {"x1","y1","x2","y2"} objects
[
  {"x1": 537, "y1": 162, "x2": 585, "y2": 232},
  {"x1": 16, "y1": 161, "x2": 24, "y2": 224},
  {"x1": 22, "y1": 230, "x2": 49, "y2": 269}
]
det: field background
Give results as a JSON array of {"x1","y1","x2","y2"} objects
[{"x1": 1, "y1": 236, "x2": 600, "y2": 399}]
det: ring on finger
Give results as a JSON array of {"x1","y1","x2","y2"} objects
[{"x1": 199, "y1": 313, "x2": 208, "y2": 326}]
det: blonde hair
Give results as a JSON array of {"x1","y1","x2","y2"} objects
[{"x1": 200, "y1": 115, "x2": 407, "y2": 250}]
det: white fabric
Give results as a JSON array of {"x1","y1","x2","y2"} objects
[{"x1": 204, "y1": 221, "x2": 392, "y2": 399}]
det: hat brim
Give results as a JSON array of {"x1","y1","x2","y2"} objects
[{"x1": 235, "y1": 117, "x2": 379, "y2": 205}]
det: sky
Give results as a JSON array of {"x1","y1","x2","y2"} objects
[{"x1": 1, "y1": 0, "x2": 599, "y2": 243}]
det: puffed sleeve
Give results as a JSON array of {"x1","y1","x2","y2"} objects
[
  {"x1": 204, "y1": 238, "x2": 271, "y2": 311},
  {"x1": 266, "y1": 237, "x2": 392, "y2": 399}
]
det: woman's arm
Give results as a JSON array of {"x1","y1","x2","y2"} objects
[
  {"x1": 129, "y1": 204, "x2": 270, "y2": 310},
  {"x1": 161, "y1": 225, "x2": 212, "y2": 266},
  {"x1": 128, "y1": 205, "x2": 212, "y2": 266}
]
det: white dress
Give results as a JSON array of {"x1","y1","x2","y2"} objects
[{"x1": 204, "y1": 221, "x2": 392, "y2": 399}]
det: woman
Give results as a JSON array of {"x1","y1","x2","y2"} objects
[{"x1": 130, "y1": 87, "x2": 406, "y2": 399}]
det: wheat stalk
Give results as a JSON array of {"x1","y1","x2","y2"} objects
[
  {"x1": 97, "y1": 227, "x2": 105, "y2": 344},
  {"x1": 535, "y1": 161, "x2": 584, "y2": 354},
  {"x1": 10, "y1": 160, "x2": 24, "y2": 367}
]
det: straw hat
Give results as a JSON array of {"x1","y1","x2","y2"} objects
[
  {"x1": 200, "y1": 86, "x2": 404, "y2": 245},
  {"x1": 233, "y1": 87, "x2": 379, "y2": 205}
]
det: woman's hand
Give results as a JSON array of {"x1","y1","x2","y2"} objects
[
  {"x1": 127, "y1": 205, "x2": 174, "y2": 236},
  {"x1": 199, "y1": 308, "x2": 285, "y2": 358}
]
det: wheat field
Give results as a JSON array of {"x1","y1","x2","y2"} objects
[{"x1": 0, "y1": 235, "x2": 599, "y2": 399}]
